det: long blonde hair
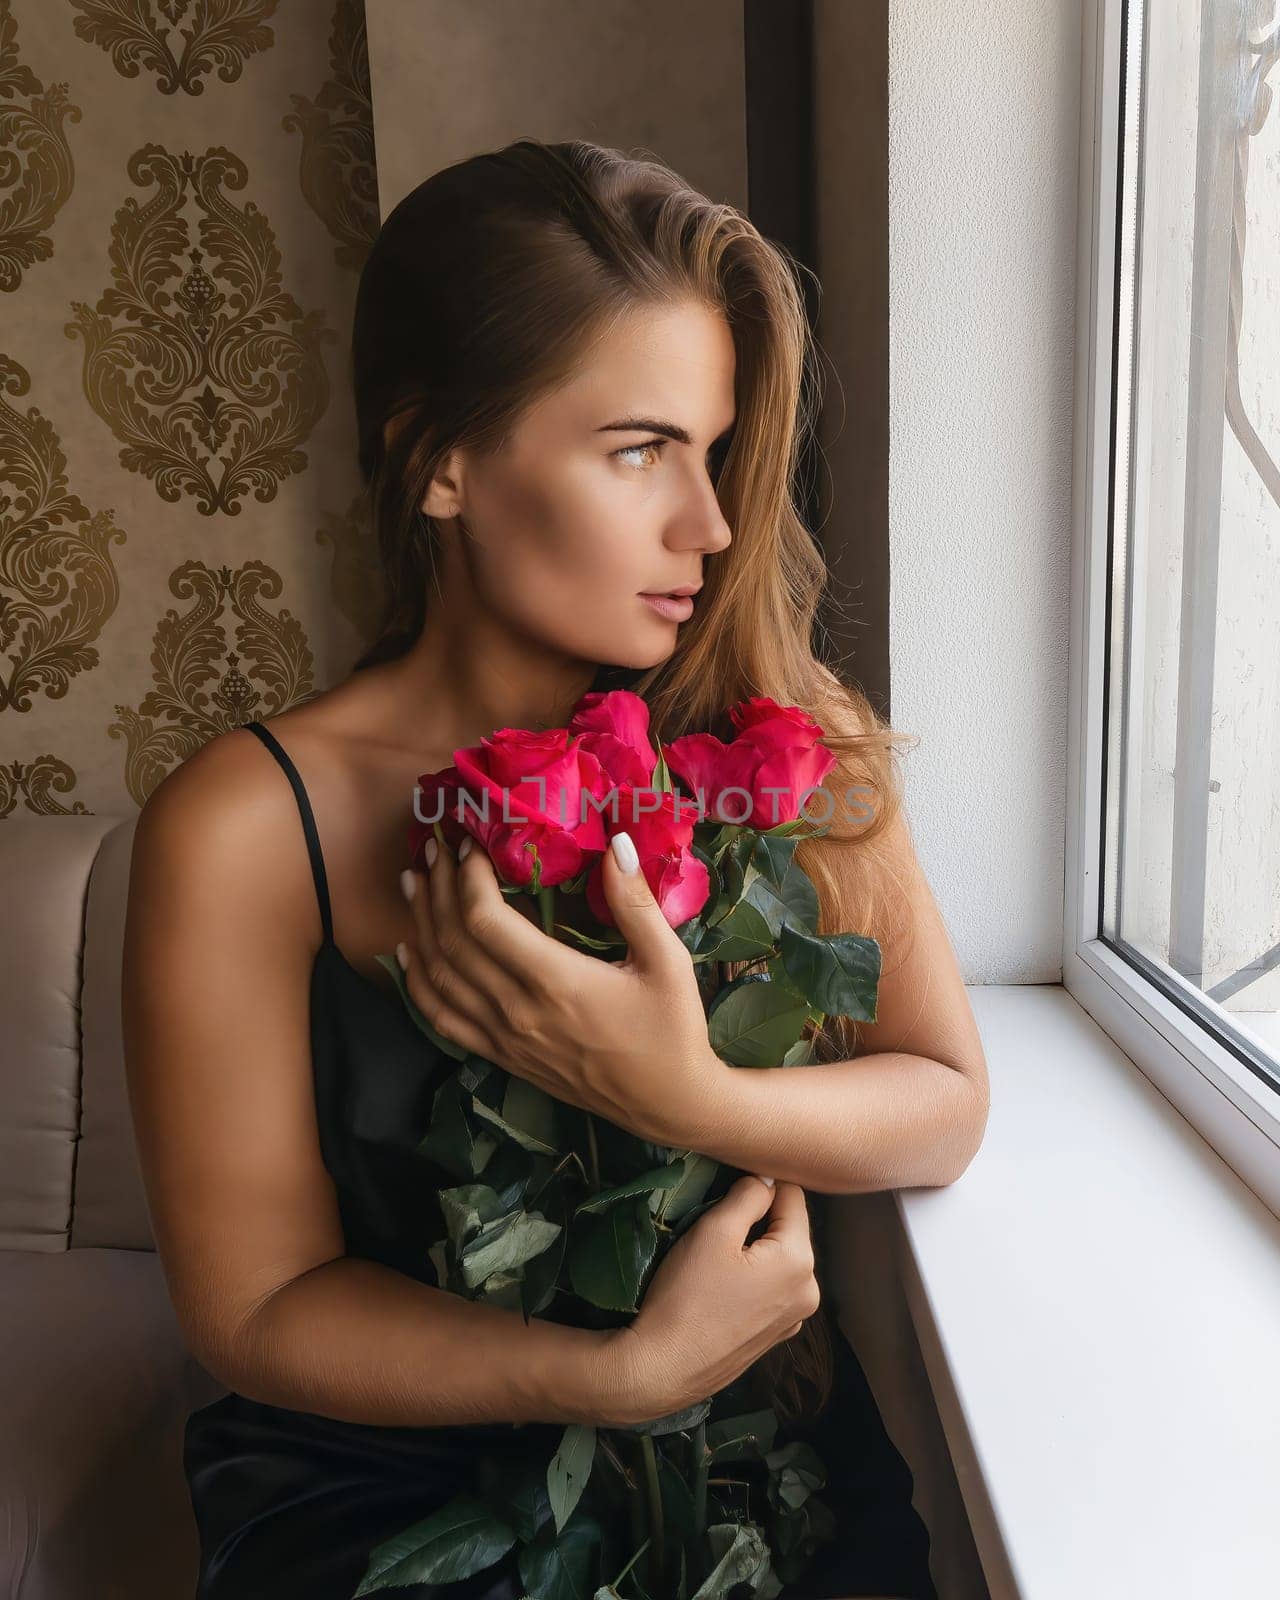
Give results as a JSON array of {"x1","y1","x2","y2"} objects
[{"x1": 349, "y1": 137, "x2": 915, "y2": 1423}]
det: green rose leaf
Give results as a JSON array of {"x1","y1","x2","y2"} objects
[
  {"x1": 567, "y1": 1192, "x2": 657, "y2": 1311},
  {"x1": 707, "y1": 977, "x2": 811, "y2": 1069},
  {"x1": 650, "y1": 1151, "x2": 721, "y2": 1225},
  {"x1": 502, "y1": 1075, "x2": 558, "y2": 1148},
  {"x1": 547, "y1": 1422, "x2": 596, "y2": 1535},
  {"x1": 774, "y1": 862, "x2": 821, "y2": 935},
  {"x1": 517, "y1": 1507, "x2": 603, "y2": 1600},
  {"x1": 749, "y1": 831, "x2": 801, "y2": 891},
  {"x1": 474, "y1": 1455, "x2": 553, "y2": 1545},
  {"x1": 438, "y1": 1182, "x2": 507, "y2": 1253},
  {"x1": 688, "y1": 1521, "x2": 782, "y2": 1600},
  {"x1": 469, "y1": 1093, "x2": 559, "y2": 1157},
  {"x1": 715, "y1": 830, "x2": 758, "y2": 904},
  {"x1": 696, "y1": 897, "x2": 775, "y2": 962},
  {"x1": 418, "y1": 1076, "x2": 496, "y2": 1179},
  {"x1": 573, "y1": 1162, "x2": 686, "y2": 1216},
  {"x1": 702, "y1": 821, "x2": 747, "y2": 863},
  {"x1": 735, "y1": 875, "x2": 794, "y2": 938},
  {"x1": 477, "y1": 1143, "x2": 542, "y2": 1209},
  {"x1": 354, "y1": 1493, "x2": 515, "y2": 1593},
  {"x1": 459, "y1": 1207, "x2": 562, "y2": 1289},
  {"x1": 779, "y1": 923, "x2": 880, "y2": 1021}
]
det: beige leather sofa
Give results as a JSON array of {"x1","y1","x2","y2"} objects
[{"x1": 0, "y1": 814, "x2": 225, "y2": 1598}]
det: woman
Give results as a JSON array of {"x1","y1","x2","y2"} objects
[{"x1": 122, "y1": 138, "x2": 988, "y2": 1599}]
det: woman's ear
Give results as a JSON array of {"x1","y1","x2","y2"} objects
[{"x1": 421, "y1": 449, "x2": 465, "y2": 520}]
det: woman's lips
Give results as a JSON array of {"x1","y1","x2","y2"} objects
[{"x1": 640, "y1": 593, "x2": 695, "y2": 621}]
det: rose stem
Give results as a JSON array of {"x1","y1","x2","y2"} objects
[
  {"x1": 639, "y1": 1433, "x2": 666, "y2": 1594},
  {"x1": 609, "y1": 1536, "x2": 652, "y2": 1597},
  {"x1": 534, "y1": 883, "x2": 602, "y2": 1192},
  {"x1": 693, "y1": 1417, "x2": 709, "y2": 1539}
]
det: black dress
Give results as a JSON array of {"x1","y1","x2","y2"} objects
[{"x1": 182, "y1": 717, "x2": 938, "y2": 1600}]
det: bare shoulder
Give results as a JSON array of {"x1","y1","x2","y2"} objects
[
  {"x1": 135, "y1": 671, "x2": 374, "y2": 846},
  {"x1": 142, "y1": 715, "x2": 287, "y2": 815},
  {"x1": 128, "y1": 670, "x2": 443, "y2": 991},
  {"x1": 128, "y1": 717, "x2": 330, "y2": 973}
]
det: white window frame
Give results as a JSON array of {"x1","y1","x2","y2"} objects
[{"x1": 1066, "y1": 0, "x2": 1280, "y2": 1219}]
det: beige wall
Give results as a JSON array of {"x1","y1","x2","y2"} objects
[
  {"x1": 0, "y1": 0, "x2": 381, "y2": 817},
  {"x1": 366, "y1": 0, "x2": 746, "y2": 220}
]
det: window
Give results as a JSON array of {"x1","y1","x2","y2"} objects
[{"x1": 1067, "y1": 0, "x2": 1280, "y2": 1214}]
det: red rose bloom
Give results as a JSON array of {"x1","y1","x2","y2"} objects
[
  {"x1": 662, "y1": 696, "x2": 838, "y2": 828},
  {"x1": 409, "y1": 727, "x2": 613, "y2": 889},
  {"x1": 566, "y1": 689, "x2": 658, "y2": 790}
]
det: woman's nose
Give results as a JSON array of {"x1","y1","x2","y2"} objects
[
  {"x1": 700, "y1": 506, "x2": 733, "y2": 554},
  {"x1": 670, "y1": 474, "x2": 733, "y2": 555}
]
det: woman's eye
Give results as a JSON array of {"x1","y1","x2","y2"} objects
[
  {"x1": 613, "y1": 436, "x2": 732, "y2": 479},
  {"x1": 614, "y1": 439, "x2": 665, "y2": 470}
]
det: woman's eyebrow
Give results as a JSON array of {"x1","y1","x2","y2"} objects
[{"x1": 594, "y1": 415, "x2": 735, "y2": 444}]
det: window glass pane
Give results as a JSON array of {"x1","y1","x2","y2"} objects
[{"x1": 1103, "y1": 0, "x2": 1280, "y2": 1091}]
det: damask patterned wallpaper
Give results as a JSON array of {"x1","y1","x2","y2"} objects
[{"x1": 0, "y1": 0, "x2": 380, "y2": 818}]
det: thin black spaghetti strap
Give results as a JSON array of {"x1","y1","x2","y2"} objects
[{"x1": 241, "y1": 720, "x2": 334, "y2": 943}]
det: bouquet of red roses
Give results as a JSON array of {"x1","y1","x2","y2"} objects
[{"x1": 355, "y1": 690, "x2": 880, "y2": 1600}]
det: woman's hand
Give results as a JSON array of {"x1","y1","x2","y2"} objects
[
  {"x1": 395, "y1": 832, "x2": 730, "y2": 1146},
  {"x1": 598, "y1": 1174, "x2": 821, "y2": 1426}
]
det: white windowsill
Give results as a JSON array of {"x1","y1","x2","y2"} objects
[{"x1": 893, "y1": 984, "x2": 1280, "y2": 1600}]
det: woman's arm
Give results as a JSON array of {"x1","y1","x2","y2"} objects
[
  {"x1": 122, "y1": 734, "x2": 636, "y2": 1429},
  {"x1": 211, "y1": 1253, "x2": 627, "y2": 1428},
  {"x1": 680, "y1": 801, "x2": 990, "y2": 1195}
]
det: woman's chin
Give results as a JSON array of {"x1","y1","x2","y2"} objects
[
  {"x1": 581, "y1": 631, "x2": 677, "y2": 673},
  {"x1": 627, "y1": 634, "x2": 680, "y2": 669}
]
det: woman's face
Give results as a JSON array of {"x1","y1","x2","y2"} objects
[{"x1": 425, "y1": 298, "x2": 736, "y2": 671}]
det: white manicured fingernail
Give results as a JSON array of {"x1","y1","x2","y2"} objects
[
  {"x1": 424, "y1": 838, "x2": 438, "y2": 868},
  {"x1": 395, "y1": 941, "x2": 409, "y2": 970},
  {"x1": 759, "y1": 1175, "x2": 775, "y2": 1187},
  {"x1": 459, "y1": 836, "x2": 473, "y2": 861},
  {"x1": 400, "y1": 869, "x2": 416, "y2": 902},
  {"x1": 611, "y1": 831, "x2": 639, "y2": 873}
]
